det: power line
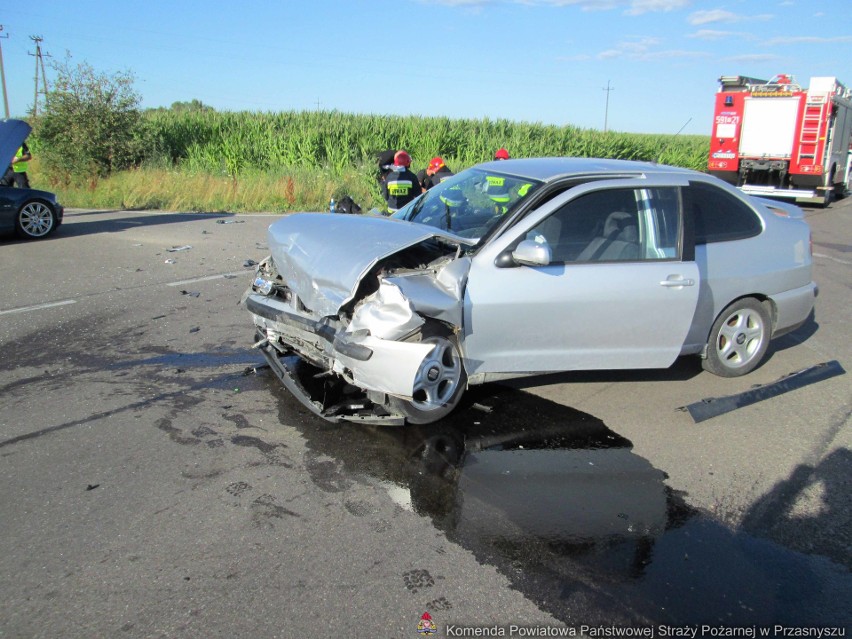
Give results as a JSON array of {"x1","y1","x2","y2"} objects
[
  {"x1": 602, "y1": 80, "x2": 615, "y2": 133},
  {"x1": 28, "y1": 35, "x2": 50, "y2": 117}
]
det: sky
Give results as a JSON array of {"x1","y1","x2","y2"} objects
[{"x1": 1, "y1": 1, "x2": 850, "y2": 135}]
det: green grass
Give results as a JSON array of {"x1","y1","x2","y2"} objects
[{"x1": 36, "y1": 110, "x2": 710, "y2": 212}]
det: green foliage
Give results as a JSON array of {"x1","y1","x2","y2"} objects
[
  {"x1": 39, "y1": 105, "x2": 711, "y2": 212},
  {"x1": 33, "y1": 56, "x2": 147, "y2": 184},
  {"x1": 140, "y1": 109, "x2": 710, "y2": 178},
  {"x1": 167, "y1": 99, "x2": 214, "y2": 113}
]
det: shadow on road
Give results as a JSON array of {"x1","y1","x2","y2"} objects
[
  {"x1": 55, "y1": 210, "x2": 235, "y2": 238},
  {"x1": 284, "y1": 382, "x2": 852, "y2": 627},
  {"x1": 741, "y1": 446, "x2": 852, "y2": 570},
  {"x1": 0, "y1": 210, "x2": 246, "y2": 244}
]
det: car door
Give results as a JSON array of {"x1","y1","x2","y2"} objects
[
  {"x1": 462, "y1": 180, "x2": 700, "y2": 377},
  {"x1": 0, "y1": 187, "x2": 18, "y2": 233}
]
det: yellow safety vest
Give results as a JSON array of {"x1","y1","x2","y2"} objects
[{"x1": 13, "y1": 147, "x2": 28, "y2": 173}]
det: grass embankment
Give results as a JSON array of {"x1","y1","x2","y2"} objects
[{"x1": 36, "y1": 110, "x2": 711, "y2": 213}]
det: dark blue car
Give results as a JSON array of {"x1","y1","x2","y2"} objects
[{"x1": 0, "y1": 119, "x2": 64, "y2": 240}]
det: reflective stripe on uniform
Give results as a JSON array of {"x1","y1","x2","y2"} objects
[{"x1": 387, "y1": 179, "x2": 413, "y2": 196}]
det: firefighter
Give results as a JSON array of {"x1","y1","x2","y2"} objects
[
  {"x1": 376, "y1": 149, "x2": 396, "y2": 184},
  {"x1": 485, "y1": 173, "x2": 512, "y2": 213},
  {"x1": 423, "y1": 157, "x2": 454, "y2": 190},
  {"x1": 381, "y1": 150, "x2": 422, "y2": 214}
]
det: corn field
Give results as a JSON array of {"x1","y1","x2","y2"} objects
[
  {"x1": 51, "y1": 110, "x2": 710, "y2": 212},
  {"x1": 145, "y1": 109, "x2": 709, "y2": 175}
]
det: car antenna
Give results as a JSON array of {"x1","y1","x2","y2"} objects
[{"x1": 655, "y1": 117, "x2": 692, "y2": 165}]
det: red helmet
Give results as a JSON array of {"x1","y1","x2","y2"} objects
[
  {"x1": 494, "y1": 148, "x2": 510, "y2": 160},
  {"x1": 394, "y1": 150, "x2": 412, "y2": 167},
  {"x1": 428, "y1": 157, "x2": 445, "y2": 171}
]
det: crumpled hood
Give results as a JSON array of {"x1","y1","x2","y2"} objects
[
  {"x1": 267, "y1": 212, "x2": 472, "y2": 318},
  {"x1": 0, "y1": 119, "x2": 31, "y2": 168}
]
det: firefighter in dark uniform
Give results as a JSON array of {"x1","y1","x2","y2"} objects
[
  {"x1": 381, "y1": 150, "x2": 422, "y2": 213},
  {"x1": 376, "y1": 149, "x2": 396, "y2": 185},
  {"x1": 423, "y1": 157, "x2": 454, "y2": 190}
]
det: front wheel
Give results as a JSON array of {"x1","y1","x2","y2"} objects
[
  {"x1": 389, "y1": 327, "x2": 466, "y2": 424},
  {"x1": 16, "y1": 201, "x2": 57, "y2": 239},
  {"x1": 702, "y1": 298, "x2": 771, "y2": 377}
]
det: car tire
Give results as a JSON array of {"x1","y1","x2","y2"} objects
[
  {"x1": 702, "y1": 297, "x2": 771, "y2": 377},
  {"x1": 388, "y1": 324, "x2": 467, "y2": 425},
  {"x1": 15, "y1": 200, "x2": 57, "y2": 240}
]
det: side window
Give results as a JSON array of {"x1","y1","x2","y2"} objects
[
  {"x1": 683, "y1": 181, "x2": 762, "y2": 244},
  {"x1": 527, "y1": 187, "x2": 681, "y2": 263}
]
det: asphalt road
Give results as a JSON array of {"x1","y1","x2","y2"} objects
[{"x1": 0, "y1": 201, "x2": 849, "y2": 638}]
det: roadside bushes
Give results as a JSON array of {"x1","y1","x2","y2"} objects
[{"x1": 34, "y1": 58, "x2": 151, "y2": 186}]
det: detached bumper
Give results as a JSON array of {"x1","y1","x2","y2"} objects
[{"x1": 256, "y1": 337, "x2": 405, "y2": 426}]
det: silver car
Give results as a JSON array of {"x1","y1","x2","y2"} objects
[{"x1": 245, "y1": 158, "x2": 816, "y2": 425}]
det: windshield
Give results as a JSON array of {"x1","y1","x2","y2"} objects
[{"x1": 391, "y1": 168, "x2": 542, "y2": 241}]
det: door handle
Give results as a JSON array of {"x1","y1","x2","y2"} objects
[{"x1": 660, "y1": 277, "x2": 695, "y2": 287}]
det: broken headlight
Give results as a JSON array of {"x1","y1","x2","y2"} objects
[
  {"x1": 253, "y1": 276, "x2": 275, "y2": 296},
  {"x1": 252, "y1": 257, "x2": 279, "y2": 296}
]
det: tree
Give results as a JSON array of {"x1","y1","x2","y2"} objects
[
  {"x1": 169, "y1": 99, "x2": 214, "y2": 113},
  {"x1": 34, "y1": 56, "x2": 146, "y2": 183}
]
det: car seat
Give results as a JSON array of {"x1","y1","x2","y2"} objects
[{"x1": 575, "y1": 211, "x2": 640, "y2": 262}]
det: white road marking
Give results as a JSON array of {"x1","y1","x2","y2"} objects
[
  {"x1": 813, "y1": 252, "x2": 852, "y2": 266},
  {"x1": 166, "y1": 271, "x2": 249, "y2": 287},
  {"x1": 0, "y1": 299, "x2": 77, "y2": 316},
  {"x1": 1, "y1": 271, "x2": 250, "y2": 316}
]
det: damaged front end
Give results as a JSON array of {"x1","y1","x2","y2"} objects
[{"x1": 244, "y1": 213, "x2": 472, "y2": 425}]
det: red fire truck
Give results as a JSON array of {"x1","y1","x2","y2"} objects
[{"x1": 708, "y1": 74, "x2": 852, "y2": 205}]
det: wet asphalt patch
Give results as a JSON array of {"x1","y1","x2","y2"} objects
[{"x1": 284, "y1": 383, "x2": 852, "y2": 627}]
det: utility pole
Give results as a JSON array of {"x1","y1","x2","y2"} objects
[
  {"x1": 29, "y1": 35, "x2": 50, "y2": 117},
  {"x1": 602, "y1": 80, "x2": 614, "y2": 133},
  {"x1": 0, "y1": 26, "x2": 9, "y2": 118}
]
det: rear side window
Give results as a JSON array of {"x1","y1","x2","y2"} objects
[{"x1": 683, "y1": 181, "x2": 762, "y2": 244}]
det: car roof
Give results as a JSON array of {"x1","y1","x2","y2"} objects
[{"x1": 474, "y1": 157, "x2": 698, "y2": 183}]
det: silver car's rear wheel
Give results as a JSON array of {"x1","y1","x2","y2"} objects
[
  {"x1": 389, "y1": 328, "x2": 466, "y2": 424},
  {"x1": 16, "y1": 201, "x2": 56, "y2": 239},
  {"x1": 702, "y1": 298, "x2": 771, "y2": 377}
]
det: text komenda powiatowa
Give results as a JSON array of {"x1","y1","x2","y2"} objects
[{"x1": 443, "y1": 626, "x2": 847, "y2": 638}]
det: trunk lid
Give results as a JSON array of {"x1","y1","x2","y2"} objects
[{"x1": 0, "y1": 119, "x2": 31, "y2": 168}]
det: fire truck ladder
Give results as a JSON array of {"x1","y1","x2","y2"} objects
[{"x1": 797, "y1": 98, "x2": 827, "y2": 165}]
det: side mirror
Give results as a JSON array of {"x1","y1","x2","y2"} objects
[{"x1": 512, "y1": 240, "x2": 551, "y2": 266}]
